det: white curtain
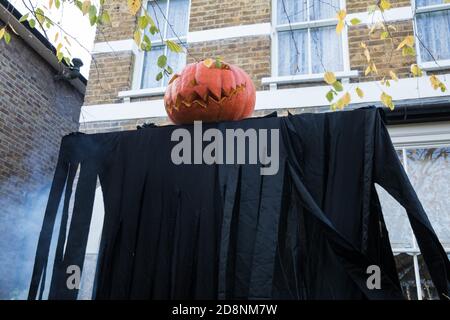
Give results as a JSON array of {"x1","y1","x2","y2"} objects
[
  {"x1": 278, "y1": 29, "x2": 309, "y2": 75},
  {"x1": 416, "y1": 10, "x2": 450, "y2": 61},
  {"x1": 416, "y1": 0, "x2": 443, "y2": 7},
  {"x1": 147, "y1": 0, "x2": 168, "y2": 41},
  {"x1": 167, "y1": 0, "x2": 190, "y2": 38},
  {"x1": 311, "y1": 26, "x2": 343, "y2": 73},
  {"x1": 141, "y1": 46, "x2": 165, "y2": 88},
  {"x1": 164, "y1": 46, "x2": 187, "y2": 85},
  {"x1": 310, "y1": 0, "x2": 339, "y2": 20},
  {"x1": 277, "y1": 0, "x2": 308, "y2": 24}
]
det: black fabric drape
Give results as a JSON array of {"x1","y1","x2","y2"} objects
[{"x1": 28, "y1": 107, "x2": 450, "y2": 300}]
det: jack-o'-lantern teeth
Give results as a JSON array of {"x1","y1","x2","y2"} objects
[{"x1": 167, "y1": 84, "x2": 247, "y2": 112}]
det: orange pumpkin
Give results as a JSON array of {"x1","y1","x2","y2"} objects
[{"x1": 164, "y1": 59, "x2": 256, "y2": 124}]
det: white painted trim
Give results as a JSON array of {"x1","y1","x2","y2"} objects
[
  {"x1": 346, "y1": 6, "x2": 413, "y2": 25},
  {"x1": 388, "y1": 121, "x2": 450, "y2": 147},
  {"x1": 187, "y1": 23, "x2": 271, "y2": 43},
  {"x1": 92, "y1": 39, "x2": 139, "y2": 55},
  {"x1": 415, "y1": 3, "x2": 450, "y2": 14},
  {"x1": 261, "y1": 70, "x2": 359, "y2": 86},
  {"x1": 420, "y1": 59, "x2": 450, "y2": 72},
  {"x1": 118, "y1": 87, "x2": 166, "y2": 99},
  {"x1": 80, "y1": 74, "x2": 450, "y2": 123}
]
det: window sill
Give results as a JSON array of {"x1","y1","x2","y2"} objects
[
  {"x1": 118, "y1": 87, "x2": 166, "y2": 102},
  {"x1": 261, "y1": 70, "x2": 359, "y2": 88},
  {"x1": 420, "y1": 59, "x2": 450, "y2": 72}
]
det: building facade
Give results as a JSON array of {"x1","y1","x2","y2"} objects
[
  {"x1": 0, "y1": 0, "x2": 86, "y2": 299},
  {"x1": 80, "y1": 0, "x2": 449, "y2": 300}
]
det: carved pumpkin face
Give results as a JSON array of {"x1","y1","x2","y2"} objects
[{"x1": 164, "y1": 59, "x2": 256, "y2": 124}]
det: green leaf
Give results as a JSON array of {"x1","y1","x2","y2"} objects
[
  {"x1": 57, "y1": 51, "x2": 64, "y2": 62},
  {"x1": 350, "y1": 18, "x2": 361, "y2": 25},
  {"x1": 35, "y1": 8, "x2": 45, "y2": 25},
  {"x1": 19, "y1": 13, "x2": 29, "y2": 23},
  {"x1": 157, "y1": 55, "x2": 167, "y2": 68},
  {"x1": 150, "y1": 26, "x2": 159, "y2": 35},
  {"x1": 55, "y1": 0, "x2": 61, "y2": 9},
  {"x1": 166, "y1": 40, "x2": 183, "y2": 53},
  {"x1": 156, "y1": 71, "x2": 163, "y2": 81},
  {"x1": 101, "y1": 11, "x2": 111, "y2": 24},
  {"x1": 138, "y1": 15, "x2": 148, "y2": 29},
  {"x1": 141, "y1": 34, "x2": 151, "y2": 51},
  {"x1": 402, "y1": 46, "x2": 415, "y2": 57},
  {"x1": 380, "y1": 31, "x2": 389, "y2": 39},
  {"x1": 89, "y1": 5, "x2": 97, "y2": 26},
  {"x1": 326, "y1": 90, "x2": 335, "y2": 102},
  {"x1": 4, "y1": 31, "x2": 10, "y2": 44},
  {"x1": 332, "y1": 80, "x2": 344, "y2": 92},
  {"x1": 29, "y1": 19, "x2": 36, "y2": 28}
]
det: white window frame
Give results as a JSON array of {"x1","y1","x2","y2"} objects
[
  {"x1": 131, "y1": 0, "x2": 191, "y2": 92},
  {"x1": 265, "y1": 0, "x2": 357, "y2": 89},
  {"x1": 412, "y1": 0, "x2": 450, "y2": 71},
  {"x1": 388, "y1": 122, "x2": 450, "y2": 300}
]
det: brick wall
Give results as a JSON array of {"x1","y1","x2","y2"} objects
[
  {"x1": 96, "y1": 0, "x2": 137, "y2": 42},
  {"x1": 189, "y1": 0, "x2": 270, "y2": 31},
  {"x1": 346, "y1": 0, "x2": 411, "y2": 14},
  {"x1": 83, "y1": 52, "x2": 134, "y2": 105},
  {"x1": 188, "y1": 36, "x2": 271, "y2": 89},
  {"x1": 349, "y1": 20, "x2": 416, "y2": 82},
  {"x1": 0, "y1": 24, "x2": 83, "y2": 299}
]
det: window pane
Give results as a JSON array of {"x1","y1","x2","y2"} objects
[
  {"x1": 167, "y1": 0, "x2": 190, "y2": 38},
  {"x1": 147, "y1": 0, "x2": 168, "y2": 41},
  {"x1": 278, "y1": 30, "x2": 309, "y2": 76},
  {"x1": 417, "y1": 255, "x2": 440, "y2": 300},
  {"x1": 416, "y1": 0, "x2": 445, "y2": 7},
  {"x1": 141, "y1": 46, "x2": 165, "y2": 88},
  {"x1": 394, "y1": 253, "x2": 418, "y2": 300},
  {"x1": 164, "y1": 45, "x2": 187, "y2": 85},
  {"x1": 310, "y1": 26, "x2": 343, "y2": 73},
  {"x1": 416, "y1": 10, "x2": 450, "y2": 62},
  {"x1": 277, "y1": 0, "x2": 308, "y2": 24},
  {"x1": 377, "y1": 185, "x2": 414, "y2": 249},
  {"x1": 310, "y1": 0, "x2": 339, "y2": 20},
  {"x1": 406, "y1": 147, "x2": 450, "y2": 247}
]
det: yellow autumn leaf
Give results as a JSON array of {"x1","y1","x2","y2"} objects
[
  {"x1": 82, "y1": 0, "x2": 91, "y2": 15},
  {"x1": 49, "y1": 0, "x2": 53, "y2": 9},
  {"x1": 337, "y1": 9, "x2": 347, "y2": 20},
  {"x1": 410, "y1": 64, "x2": 423, "y2": 77},
  {"x1": 381, "y1": 92, "x2": 394, "y2": 110},
  {"x1": 356, "y1": 87, "x2": 364, "y2": 98},
  {"x1": 389, "y1": 70, "x2": 398, "y2": 81},
  {"x1": 0, "y1": 27, "x2": 6, "y2": 40},
  {"x1": 127, "y1": 0, "x2": 141, "y2": 16},
  {"x1": 396, "y1": 35, "x2": 415, "y2": 50},
  {"x1": 203, "y1": 58, "x2": 214, "y2": 68},
  {"x1": 324, "y1": 71, "x2": 337, "y2": 85},
  {"x1": 430, "y1": 75, "x2": 447, "y2": 92},
  {"x1": 360, "y1": 42, "x2": 367, "y2": 49},
  {"x1": 342, "y1": 92, "x2": 351, "y2": 105},
  {"x1": 380, "y1": 0, "x2": 392, "y2": 11},
  {"x1": 133, "y1": 30, "x2": 141, "y2": 46},
  {"x1": 364, "y1": 48, "x2": 371, "y2": 62},
  {"x1": 336, "y1": 20, "x2": 345, "y2": 34}
]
